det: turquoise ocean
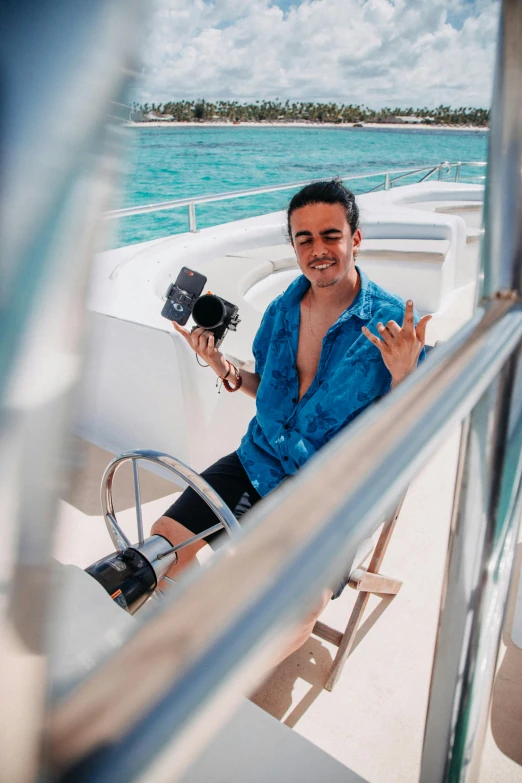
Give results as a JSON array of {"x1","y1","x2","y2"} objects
[{"x1": 112, "y1": 126, "x2": 488, "y2": 248}]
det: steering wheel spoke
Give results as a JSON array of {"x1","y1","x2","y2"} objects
[
  {"x1": 132, "y1": 458, "x2": 144, "y2": 546},
  {"x1": 98, "y1": 450, "x2": 241, "y2": 609}
]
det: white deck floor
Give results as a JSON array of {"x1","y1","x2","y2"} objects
[{"x1": 54, "y1": 433, "x2": 522, "y2": 782}]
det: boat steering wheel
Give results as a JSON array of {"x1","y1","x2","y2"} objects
[{"x1": 100, "y1": 449, "x2": 242, "y2": 597}]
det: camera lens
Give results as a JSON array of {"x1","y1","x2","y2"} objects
[{"x1": 192, "y1": 295, "x2": 225, "y2": 329}]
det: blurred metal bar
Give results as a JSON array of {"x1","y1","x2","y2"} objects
[
  {"x1": 420, "y1": 352, "x2": 521, "y2": 782},
  {"x1": 421, "y1": 0, "x2": 522, "y2": 779},
  {"x1": 0, "y1": 2, "x2": 145, "y2": 782},
  {"x1": 156, "y1": 523, "x2": 223, "y2": 559},
  {"x1": 480, "y1": 0, "x2": 522, "y2": 298},
  {"x1": 103, "y1": 162, "x2": 485, "y2": 220},
  {"x1": 460, "y1": 356, "x2": 522, "y2": 781},
  {"x1": 49, "y1": 298, "x2": 522, "y2": 783}
]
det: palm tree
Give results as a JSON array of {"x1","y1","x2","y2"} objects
[{"x1": 135, "y1": 100, "x2": 489, "y2": 126}]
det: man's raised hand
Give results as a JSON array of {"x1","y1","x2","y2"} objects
[
  {"x1": 172, "y1": 322, "x2": 228, "y2": 377},
  {"x1": 361, "y1": 300, "x2": 431, "y2": 387}
]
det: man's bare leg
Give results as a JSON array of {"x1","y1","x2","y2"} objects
[
  {"x1": 153, "y1": 517, "x2": 330, "y2": 665},
  {"x1": 151, "y1": 516, "x2": 209, "y2": 578},
  {"x1": 275, "y1": 588, "x2": 332, "y2": 664}
]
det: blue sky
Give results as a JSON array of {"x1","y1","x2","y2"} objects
[
  {"x1": 269, "y1": 0, "x2": 299, "y2": 12},
  {"x1": 137, "y1": 0, "x2": 500, "y2": 108}
]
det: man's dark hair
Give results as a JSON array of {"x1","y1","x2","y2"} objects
[{"x1": 286, "y1": 179, "x2": 360, "y2": 241}]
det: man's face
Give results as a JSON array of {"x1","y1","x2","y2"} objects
[{"x1": 289, "y1": 202, "x2": 361, "y2": 289}]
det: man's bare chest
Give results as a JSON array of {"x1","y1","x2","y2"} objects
[
  {"x1": 296, "y1": 324, "x2": 322, "y2": 390},
  {"x1": 296, "y1": 303, "x2": 338, "y2": 399}
]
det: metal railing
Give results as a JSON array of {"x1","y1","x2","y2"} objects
[{"x1": 104, "y1": 161, "x2": 487, "y2": 233}]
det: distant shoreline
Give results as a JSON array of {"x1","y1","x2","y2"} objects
[{"x1": 125, "y1": 120, "x2": 488, "y2": 132}]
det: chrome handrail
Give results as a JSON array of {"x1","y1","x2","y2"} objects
[{"x1": 104, "y1": 160, "x2": 487, "y2": 231}]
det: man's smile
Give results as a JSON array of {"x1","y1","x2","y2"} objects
[{"x1": 309, "y1": 259, "x2": 336, "y2": 270}]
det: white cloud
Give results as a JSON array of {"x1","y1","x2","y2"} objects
[{"x1": 135, "y1": 0, "x2": 500, "y2": 108}]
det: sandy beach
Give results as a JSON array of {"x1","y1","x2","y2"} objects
[{"x1": 125, "y1": 120, "x2": 488, "y2": 132}]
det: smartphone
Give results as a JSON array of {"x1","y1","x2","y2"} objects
[{"x1": 161, "y1": 267, "x2": 207, "y2": 325}]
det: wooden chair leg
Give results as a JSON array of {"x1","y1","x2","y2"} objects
[
  {"x1": 313, "y1": 620, "x2": 342, "y2": 647},
  {"x1": 324, "y1": 591, "x2": 371, "y2": 692},
  {"x1": 349, "y1": 569, "x2": 403, "y2": 595},
  {"x1": 314, "y1": 493, "x2": 407, "y2": 692}
]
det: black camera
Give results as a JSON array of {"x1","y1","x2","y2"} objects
[
  {"x1": 191, "y1": 293, "x2": 240, "y2": 346},
  {"x1": 161, "y1": 266, "x2": 240, "y2": 348}
]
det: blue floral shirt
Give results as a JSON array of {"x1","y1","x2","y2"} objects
[{"x1": 237, "y1": 268, "x2": 423, "y2": 497}]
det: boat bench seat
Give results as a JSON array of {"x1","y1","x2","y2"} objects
[
  {"x1": 433, "y1": 201, "x2": 483, "y2": 214},
  {"x1": 406, "y1": 199, "x2": 482, "y2": 213},
  {"x1": 227, "y1": 237, "x2": 454, "y2": 314},
  {"x1": 360, "y1": 237, "x2": 450, "y2": 262},
  {"x1": 226, "y1": 243, "x2": 295, "y2": 264},
  {"x1": 225, "y1": 244, "x2": 298, "y2": 272},
  {"x1": 197, "y1": 233, "x2": 453, "y2": 361},
  {"x1": 358, "y1": 237, "x2": 451, "y2": 313},
  {"x1": 407, "y1": 199, "x2": 483, "y2": 230}
]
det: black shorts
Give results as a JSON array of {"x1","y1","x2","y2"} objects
[
  {"x1": 163, "y1": 450, "x2": 348, "y2": 599},
  {"x1": 163, "y1": 451, "x2": 261, "y2": 547}
]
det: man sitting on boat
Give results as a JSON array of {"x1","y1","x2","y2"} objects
[{"x1": 152, "y1": 179, "x2": 430, "y2": 662}]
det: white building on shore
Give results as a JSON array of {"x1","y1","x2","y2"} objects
[{"x1": 396, "y1": 115, "x2": 435, "y2": 124}]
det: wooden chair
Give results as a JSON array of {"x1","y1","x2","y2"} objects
[{"x1": 312, "y1": 493, "x2": 406, "y2": 691}]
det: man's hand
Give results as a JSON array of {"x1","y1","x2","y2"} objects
[
  {"x1": 361, "y1": 300, "x2": 432, "y2": 387},
  {"x1": 172, "y1": 321, "x2": 261, "y2": 399},
  {"x1": 172, "y1": 322, "x2": 229, "y2": 378}
]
